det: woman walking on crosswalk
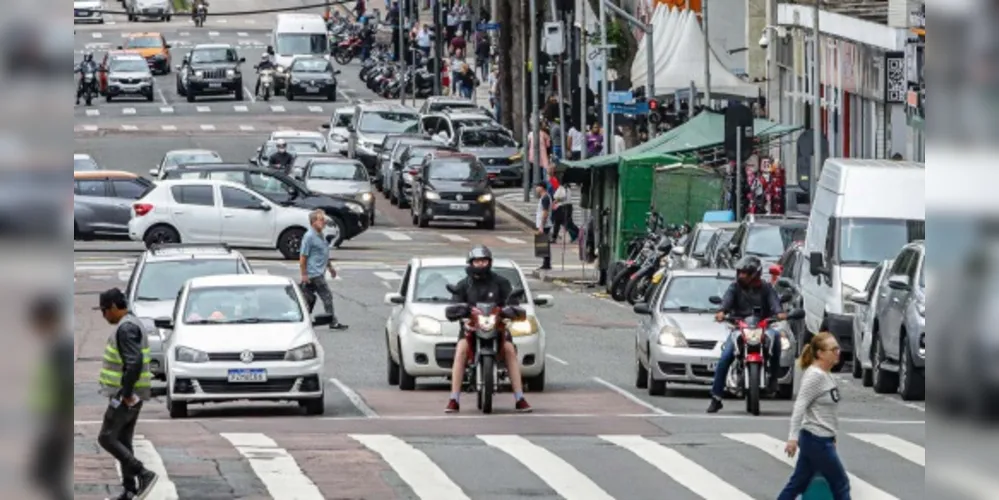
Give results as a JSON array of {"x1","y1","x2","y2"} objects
[{"x1": 778, "y1": 325, "x2": 851, "y2": 500}]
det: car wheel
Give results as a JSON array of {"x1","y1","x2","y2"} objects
[
  {"x1": 387, "y1": 335, "x2": 400, "y2": 385},
  {"x1": 143, "y1": 224, "x2": 180, "y2": 247},
  {"x1": 186, "y1": 91, "x2": 195, "y2": 102},
  {"x1": 852, "y1": 350, "x2": 863, "y2": 379},
  {"x1": 145, "y1": 91, "x2": 154, "y2": 102},
  {"x1": 277, "y1": 227, "x2": 305, "y2": 260},
  {"x1": 300, "y1": 392, "x2": 325, "y2": 415},
  {"x1": 477, "y1": 217, "x2": 495, "y2": 230},
  {"x1": 525, "y1": 367, "x2": 545, "y2": 392},
  {"x1": 871, "y1": 333, "x2": 899, "y2": 394},
  {"x1": 325, "y1": 215, "x2": 346, "y2": 248},
  {"x1": 417, "y1": 207, "x2": 429, "y2": 228},
  {"x1": 167, "y1": 397, "x2": 187, "y2": 419},
  {"x1": 390, "y1": 189, "x2": 399, "y2": 206},
  {"x1": 398, "y1": 338, "x2": 416, "y2": 391},
  {"x1": 287, "y1": 90, "x2": 295, "y2": 101},
  {"x1": 635, "y1": 352, "x2": 648, "y2": 389},
  {"x1": 328, "y1": 88, "x2": 337, "y2": 101},
  {"x1": 106, "y1": 94, "x2": 113, "y2": 103},
  {"x1": 898, "y1": 337, "x2": 925, "y2": 401},
  {"x1": 647, "y1": 357, "x2": 666, "y2": 396}
]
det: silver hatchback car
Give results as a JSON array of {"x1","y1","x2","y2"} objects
[{"x1": 870, "y1": 241, "x2": 926, "y2": 401}]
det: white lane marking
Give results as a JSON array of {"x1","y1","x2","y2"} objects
[
  {"x1": 723, "y1": 433, "x2": 898, "y2": 500},
  {"x1": 350, "y1": 435, "x2": 468, "y2": 499},
  {"x1": 157, "y1": 88, "x2": 169, "y2": 105},
  {"x1": 237, "y1": 31, "x2": 248, "y2": 36},
  {"x1": 234, "y1": 105, "x2": 248, "y2": 112},
  {"x1": 239, "y1": 125, "x2": 255, "y2": 131},
  {"x1": 496, "y1": 236, "x2": 525, "y2": 244},
  {"x1": 849, "y1": 433, "x2": 924, "y2": 466},
  {"x1": 161, "y1": 125, "x2": 177, "y2": 131},
  {"x1": 592, "y1": 376, "x2": 671, "y2": 416},
  {"x1": 545, "y1": 354, "x2": 568, "y2": 365},
  {"x1": 308, "y1": 105, "x2": 323, "y2": 113},
  {"x1": 244, "y1": 86, "x2": 256, "y2": 103},
  {"x1": 159, "y1": 106, "x2": 173, "y2": 113},
  {"x1": 82, "y1": 125, "x2": 99, "y2": 131},
  {"x1": 217, "y1": 18, "x2": 227, "y2": 23},
  {"x1": 327, "y1": 378, "x2": 378, "y2": 417},
  {"x1": 208, "y1": 31, "x2": 220, "y2": 36},
  {"x1": 92, "y1": 32, "x2": 102, "y2": 38},
  {"x1": 440, "y1": 234, "x2": 469, "y2": 242},
  {"x1": 220, "y1": 433, "x2": 325, "y2": 499},
  {"x1": 196, "y1": 105, "x2": 210, "y2": 112},
  {"x1": 200, "y1": 124, "x2": 215, "y2": 131},
  {"x1": 374, "y1": 271, "x2": 402, "y2": 281},
  {"x1": 600, "y1": 435, "x2": 752, "y2": 500},
  {"x1": 246, "y1": 19, "x2": 256, "y2": 23},
  {"x1": 379, "y1": 230, "x2": 412, "y2": 241},
  {"x1": 271, "y1": 105, "x2": 286, "y2": 112},
  {"x1": 121, "y1": 125, "x2": 138, "y2": 131},
  {"x1": 178, "y1": 31, "x2": 189, "y2": 36},
  {"x1": 337, "y1": 89, "x2": 354, "y2": 103},
  {"x1": 85, "y1": 109, "x2": 100, "y2": 116},
  {"x1": 929, "y1": 464, "x2": 999, "y2": 500},
  {"x1": 478, "y1": 435, "x2": 614, "y2": 500},
  {"x1": 115, "y1": 435, "x2": 179, "y2": 500},
  {"x1": 122, "y1": 107, "x2": 136, "y2": 115}
]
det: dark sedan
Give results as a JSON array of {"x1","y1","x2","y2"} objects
[
  {"x1": 285, "y1": 56, "x2": 340, "y2": 101},
  {"x1": 411, "y1": 156, "x2": 495, "y2": 229}
]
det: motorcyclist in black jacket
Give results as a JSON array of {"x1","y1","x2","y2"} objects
[
  {"x1": 445, "y1": 245, "x2": 533, "y2": 414},
  {"x1": 267, "y1": 139, "x2": 295, "y2": 172},
  {"x1": 76, "y1": 51, "x2": 99, "y2": 105},
  {"x1": 706, "y1": 255, "x2": 788, "y2": 413},
  {"x1": 253, "y1": 53, "x2": 276, "y2": 97},
  {"x1": 192, "y1": 0, "x2": 209, "y2": 22}
]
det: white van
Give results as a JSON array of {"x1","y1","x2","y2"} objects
[
  {"x1": 271, "y1": 13, "x2": 330, "y2": 92},
  {"x1": 801, "y1": 158, "x2": 925, "y2": 369}
]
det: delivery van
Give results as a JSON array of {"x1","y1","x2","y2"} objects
[{"x1": 271, "y1": 13, "x2": 329, "y2": 92}]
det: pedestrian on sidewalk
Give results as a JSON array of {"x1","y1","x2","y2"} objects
[
  {"x1": 613, "y1": 125, "x2": 627, "y2": 154},
  {"x1": 534, "y1": 182, "x2": 553, "y2": 270},
  {"x1": 446, "y1": 3, "x2": 459, "y2": 42},
  {"x1": 96, "y1": 288, "x2": 159, "y2": 500},
  {"x1": 567, "y1": 122, "x2": 584, "y2": 161},
  {"x1": 449, "y1": 30, "x2": 467, "y2": 58},
  {"x1": 457, "y1": 1, "x2": 472, "y2": 38},
  {"x1": 551, "y1": 178, "x2": 579, "y2": 243},
  {"x1": 456, "y1": 62, "x2": 478, "y2": 98},
  {"x1": 474, "y1": 30, "x2": 490, "y2": 78},
  {"x1": 487, "y1": 66, "x2": 498, "y2": 111},
  {"x1": 586, "y1": 123, "x2": 604, "y2": 156},
  {"x1": 416, "y1": 23, "x2": 431, "y2": 58},
  {"x1": 450, "y1": 49, "x2": 464, "y2": 94},
  {"x1": 778, "y1": 326, "x2": 850, "y2": 500},
  {"x1": 549, "y1": 117, "x2": 563, "y2": 162},
  {"x1": 527, "y1": 121, "x2": 551, "y2": 185},
  {"x1": 299, "y1": 209, "x2": 348, "y2": 330}
]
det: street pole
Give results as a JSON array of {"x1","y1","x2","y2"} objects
[
  {"x1": 645, "y1": 25, "x2": 655, "y2": 138},
  {"x1": 433, "y1": 1, "x2": 441, "y2": 96},
  {"x1": 811, "y1": 0, "x2": 821, "y2": 203},
  {"x1": 529, "y1": 0, "x2": 541, "y2": 200},
  {"x1": 735, "y1": 127, "x2": 742, "y2": 220},
  {"x1": 400, "y1": 0, "x2": 408, "y2": 105},
  {"x1": 765, "y1": 0, "x2": 777, "y2": 120},
  {"x1": 558, "y1": 53, "x2": 567, "y2": 158},
  {"x1": 702, "y1": 0, "x2": 711, "y2": 106},
  {"x1": 599, "y1": 0, "x2": 609, "y2": 158},
  {"x1": 521, "y1": 5, "x2": 531, "y2": 202},
  {"x1": 579, "y1": 4, "x2": 588, "y2": 161}
]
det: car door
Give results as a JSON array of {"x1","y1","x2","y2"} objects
[
  {"x1": 108, "y1": 177, "x2": 153, "y2": 233},
  {"x1": 247, "y1": 171, "x2": 296, "y2": 205},
  {"x1": 167, "y1": 184, "x2": 222, "y2": 242},
  {"x1": 854, "y1": 263, "x2": 884, "y2": 359},
  {"x1": 219, "y1": 185, "x2": 277, "y2": 247},
  {"x1": 420, "y1": 116, "x2": 439, "y2": 135},
  {"x1": 638, "y1": 274, "x2": 669, "y2": 362},
  {"x1": 878, "y1": 249, "x2": 914, "y2": 359},
  {"x1": 726, "y1": 224, "x2": 747, "y2": 266},
  {"x1": 75, "y1": 178, "x2": 118, "y2": 234},
  {"x1": 387, "y1": 264, "x2": 412, "y2": 356}
]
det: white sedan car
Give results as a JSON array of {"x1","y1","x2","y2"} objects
[
  {"x1": 384, "y1": 257, "x2": 553, "y2": 391},
  {"x1": 270, "y1": 130, "x2": 329, "y2": 153},
  {"x1": 155, "y1": 274, "x2": 331, "y2": 418}
]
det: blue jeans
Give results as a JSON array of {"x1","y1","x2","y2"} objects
[
  {"x1": 777, "y1": 430, "x2": 851, "y2": 500},
  {"x1": 710, "y1": 328, "x2": 781, "y2": 399}
]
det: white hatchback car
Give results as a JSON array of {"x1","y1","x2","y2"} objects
[
  {"x1": 155, "y1": 274, "x2": 331, "y2": 418},
  {"x1": 128, "y1": 179, "x2": 338, "y2": 259},
  {"x1": 269, "y1": 130, "x2": 329, "y2": 153},
  {"x1": 383, "y1": 257, "x2": 553, "y2": 391}
]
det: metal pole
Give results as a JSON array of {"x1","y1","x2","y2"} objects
[
  {"x1": 579, "y1": 5, "x2": 588, "y2": 161},
  {"x1": 645, "y1": 25, "x2": 655, "y2": 138},
  {"x1": 765, "y1": 0, "x2": 777, "y2": 120},
  {"x1": 530, "y1": 0, "x2": 542, "y2": 195},
  {"x1": 702, "y1": 0, "x2": 711, "y2": 105},
  {"x1": 811, "y1": 0, "x2": 821, "y2": 203},
  {"x1": 400, "y1": 0, "x2": 409, "y2": 105},
  {"x1": 599, "y1": 0, "x2": 609, "y2": 158},
  {"x1": 609, "y1": 79, "x2": 615, "y2": 153},
  {"x1": 397, "y1": 0, "x2": 405, "y2": 63},
  {"x1": 689, "y1": 80, "x2": 695, "y2": 119},
  {"x1": 558, "y1": 54, "x2": 567, "y2": 157},
  {"x1": 735, "y1": 127, "x2": 742, "y2": 220},
  {"x1": 490, "y1": 0, "x2": 497, "y2": 22},
  {"x1": 521, "y1": 8, "x2": 531, "y2": 202},
  {"x1": 433, "y1": 1, "x2": 441, "y2": 95}
]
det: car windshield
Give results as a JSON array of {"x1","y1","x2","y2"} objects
[
  {"x1": 309, "y1": 162, "x2": 366, "y2": 181},
  {"x1": 262, "y1": 141, "x2": 320, "y2": 157},
  {"x1": 452, "y1": 118, "x2": 494, "y2": 131},
  {"x1": 134, "y1": 259, "x2": 249, "y2": 302},
  {"x1": 275, "y1": 33, "x2": 327, "y2": 56},
  {"x1": 692, "y1": 228, "x2": 718, "y2": 255},
  {"x1": 291, "y1": 59, "x2": 330, "y2": 72},
  {"x1": 164, "y1": 152, "x2": 221, "y2": 167},
  {"x1": 413, "y1": 266, "x2": 524, "y2": 302},
  {"x1": 182, "y1": 284, "x2": 303, "y2": 324},
  {"x1": 333, "y1": 112, "x2": 353, "y2": 127},
  {"x1": 429, "y1": 161, "x2": 484, "y2": 181},
  {"x1": 745, "y1": 225, "x2": 806, "y2": 258},
  {"x1": 110, "y1": 58, "x2": 148, "y2": 72},
  {"x1": 126, "y1": 36, "x2": 162, "y2": 49},
  {"x1": 838, "y1": 218, "x2": 925, "y2": 266},
  {"x1": 429, "y1": 102, "x2": 476, "y2": 112},
  {"x1": 360, "y1": 111, "x2": 419, "y2": 133},
  {"x1": 74, "y1": 157, "x2": 98, "y2": 171},
  {"x1": 190, "y1": 48, "x2": 237, "y2": 64},
  {"x1": 918, "y1": 257, "x2": 925, "y2": 289},
  {"x1": 660, "y1": 276, "x2": 731, "y2": 312},
  {"x1": 460, "y1": 129, "x2": 516, "y2": 147}
]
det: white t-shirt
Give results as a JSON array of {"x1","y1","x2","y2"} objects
[
  {"x1": 568, "y1": 127, "x2": 584, "y2": 153},
  {"x1": 613, "y1": 134, "x2": 626, "y2": 154}
]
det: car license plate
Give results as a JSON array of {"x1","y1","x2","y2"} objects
[
  {"x1": 209, "y1": 82, "x2": 222, "y2": 88},
  {"x1": 449, "y1": 203, "x2": 469, "y2": 211},
  {"x1": 227, "y1": 369, "x2": 266, "y2": 382},
  {"x1": 305, "y1": 86, "x2": 320, "y2": 93}
]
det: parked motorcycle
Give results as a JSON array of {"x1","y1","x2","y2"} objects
[
  {"x1": 709, "y1": 297, "x2": 804, "y2": 415},
  {"x1": 256, "y1": 68, "x2": 274, "y2": 101},
  {"x1": 608, "y1": 213, "x2": 666, "y2": 301},
  {"x1": 194, "y1": 4, "x2": 206, "y2": 27},
  {"x1": 333, "y1": 36, "x2": 363, "y2": 65},
  {"x1": 444, "y1": 287, "x2": 526, "y2": 414}
]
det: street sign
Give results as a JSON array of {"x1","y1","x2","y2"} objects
[
  {"x1": 608, "y1": 91, "x2": 633, "y2": 104},
  {"x1": 477, "y1": 22, "x2": 500, "y2": 31},
  {"x1": 608, "y1": 102, "x2": 649, "y2": 115}
]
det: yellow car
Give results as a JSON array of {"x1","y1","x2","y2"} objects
[{"x1": 121, "y1": 32, "x2": 171, "y2": 74}]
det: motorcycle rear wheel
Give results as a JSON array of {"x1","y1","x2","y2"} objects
[
  {"x1": 480, "y1": 356, "x2": 494, "y2": 414},
  {"x1": 625, "y1": 274, "x2": 650, "y2": 305},
  {"x1": 334, "y1": 51, "x2": 353, "y2": 65},
  {"x1": 609, "y1": 268, "x2": 632, "y2": 302},
  {"x1": 746, "y1": 363, "x2": 761, "y2": 416}
]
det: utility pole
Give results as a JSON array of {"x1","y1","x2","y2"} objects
[
  {"x1": 400, "y1": 0, "x2": 409, "y2": 105},
  {"x1": 579, "y1": 4, "x2": 587, "y2": 161},
  {"x1": 702, "y1": 0, "x2": 711, "y2": 105},
  {"x1": 811, "y1": 0, "x2": 822, "y2": 203},
  {"x1": 599, "y1": 0, "x2": 608, "y2": 159},
  {"x1": 527, "y1": 0, "x2": 541, "y2": 202}
]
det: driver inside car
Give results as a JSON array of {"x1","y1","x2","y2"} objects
[
  {"x1": 707, "y1": 255, "x2": 787, "y2": 414},
  {"x1": 445, "y1": 245, "x2": 532, "y2": 414}
]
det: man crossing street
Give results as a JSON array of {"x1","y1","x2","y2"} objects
[{"x1": 300, "y1": 209, "x2": 349, "y2": 330}]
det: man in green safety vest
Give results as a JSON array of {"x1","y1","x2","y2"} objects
[{"x1": 96, "y1": 288, "x2": 159, "y2": 500}]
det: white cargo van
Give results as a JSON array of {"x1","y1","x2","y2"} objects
[
  {"x1": 271, "y1": 13, "x2": 329, "y2": 92},
  {"x1": 801, "y1": 158, "x2": 925, "y2": 369}
]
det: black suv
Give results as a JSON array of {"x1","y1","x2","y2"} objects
[
  {"x1": 410, "y1": 153, "x2": 495, "y2": 229},
  {"x1": 718, "y1": 214, "x2": 809, "y2": 268},
  {"x1": 160, "y1": 163, "x2": 369, "y2": 247},
  {"x1": 454, "y1": 125, "x2": 523, "y2": 186},
  {"x1": 175, "y1": 44, "x2": 245, "y2": 102},
  {"x1": 389, "y1": 143, "x2": 457, "y2": 208}
]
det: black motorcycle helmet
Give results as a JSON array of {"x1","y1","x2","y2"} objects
[
  {"x1": 466, "y1": 245, "x2": 493, "y2": 280},
  {"x1": 735, "y1": 255, "x2": 763, "y2": 287}
]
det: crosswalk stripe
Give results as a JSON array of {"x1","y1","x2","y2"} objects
[
  {"x1": 239, "y1": 125, "x2": 255, "y2": 131},
  {"x1": 722, "y1": 433, "x2": 898, "y2": 500},
  {"x1": 114, "y1": 436, "x2": 178, "y2": 500},
  {"x1": 271, "y1": 105, "x2": 286, "y2": 112},
  {"x1": 85, "y1": 109, "x2": 99, "y2": 116},
  {"x1": 849, "y1": 434, "x2": 924, "y2": 466},
  {"x1": 161, "y1": 125, "x2": 177, "y2": 131},
  {"x1": 121, "y1": 125, "x2": 138, "y2": 131},
  {"x1": 308, "y1": 105, "x2": 323, "y2": 112},
  {"x1": 160, "y1": 106, "x2": 173, "y2": 113},
  {"x1": 234, "y1": 105, "x2": 248, "y2": 112},
  {"x1": 350, "y1": 434, "x2": 469, "y2": 499},
  {"x1": 122, "y1": 107, "x2": 136, "y2": 114},
  {"x1": 237, "y1": 32, "x2": 248, "y2": 36},
  {"x1": 196, "y1": 106, "x2": 210, "y2": 112},
  {"x1": 220, "y1": 433, "x2": 325, "y2": 500},
  {"x1": 200, "y1": 124, "x2": 216, "y2": 131},
  {"x1": 440, "y1": 234, "x2": 469, "y2": 242},
  {"x1": 496, "y1": 236, "x2": 525, "y2": 244},
  {"x1": 380, "y1": 230, "x2": 412, "y2": 241},
  {"x1": 374, "y1": 271, "x2": 402, "y2": 281},
  {"x1": 599, "y1": 435, "x2": 752, "y2": 500},
  {"x1": 479, "y1": 435, "x2": 614, "y2": 500},
  {"x1": 208, "y1": 31, "x2": 220, "y2": 36}
]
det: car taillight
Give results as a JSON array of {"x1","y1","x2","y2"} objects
[
  {"x1": 133, "y1": 203, "x2": 153, "y2": 216},
  {"x1": 408, "y1": 168, "x2": 418, "y2": 176}
]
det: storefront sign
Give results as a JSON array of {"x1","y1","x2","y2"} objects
[{"x1": 884, "y1": 51, "x2": 906, "y2": 104}]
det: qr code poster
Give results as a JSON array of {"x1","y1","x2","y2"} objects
[{"x1": 884, "y1": 51, "x2": 906, "y2": 104}]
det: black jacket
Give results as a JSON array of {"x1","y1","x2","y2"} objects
[
  {"x1": 719, "y1": 281, "x2": 782, "y2": 320},
  {"x1": 450, "y1": 272, "x2": 513, "y2": 306},
  {"x1": 115, "y1": 314, "x2": 145, "y2": 399},
  {"x1": 268, "y1": 151, "x2": 294, "y2": 170}
]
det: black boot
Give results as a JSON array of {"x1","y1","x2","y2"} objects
[
  {"x1": 706, "y1": 397, "x2": 723, "y2": 413},
  {"x1": 133, "y1": 470, "x2": 158, "y2": 500}
]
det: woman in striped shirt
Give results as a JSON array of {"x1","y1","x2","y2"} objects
[{"x1": 778, "y1": 327, "x2": 851, "y2": 500}]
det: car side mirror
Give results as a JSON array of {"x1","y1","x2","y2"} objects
[
  {"x1": 887, "y1": 275, "x2": 911, "y2": 291},
  {"x1": 534, "y1": 293, "x2": 553, "y2": 307},
  {"x1": 239, "y1": 57, "x2": 246, "y2": 63},
  {"x1": 334, "y1": 69, "x2": 342, "y2": 75},
  {"x1": 165, "y1": 43, "x2": 171, "y2": 48},
  {"x1": 384, "y1": 292, "x2": 404, "y2": 305},
  {"x1": 312, "y1": 313, "x2": 333, "y2": 326},
  {"x1": 153, "y1": 317, "x2": 173, "y2": 330},
  {"x1": 248, "y1": 157, "x2": 259, "y2": 165},
  {"x1": 445, "y1": 304, "x2": 470, "y2": 321},
  {"x1": 786, "y1": 309, "x2": 806, "y2": 320},
  {"x1": 708, "y1": 295, "x2": 722, "y2": 305},
  {"x1": 148, "y1": 168, "x2": 159, "y2": 177},
  {"x1": 507, "y1": 288, "x2": 526, "y2": 305},
  {"x1": 445, "y1": 283, "x2": 459, "y2": 295},
  {"x1": 346, "y1": 124, "x2": 355, "y2": 132},
  {"x1": 671, "y1": 246, "x2": 685, "y2": 256},
  {"x1": 116, "y1": 45, "x2": 123, "y2": 50},
  {"x1": 251, "y1": 203, "x2": 271, "y2": 211},
  {"x1": 727, "y1": 242, "x2": 739, "y2": 254},
  {"x1": 174, "y1": 65, "x2": 183, "y2": 70},
  {"x1": 808, "y1": 252, "x2": 826, "y2": 276},
  {"x1": 848, "y1": 291, "x2": 869, "y2": 305},
  {"x1": 321, "y1": 123, "x2": 331, "y2": 129},
  {"x1": 633, "y1": 303, "x2": 652, "y2": 315}
]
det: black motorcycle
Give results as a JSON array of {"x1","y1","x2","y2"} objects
[
  {"x1": 194, "y1": 4, "x2": 207, "y2": 27},
  {"x1": 80, "y1": 67, "x2": 99, "y2": 106}
]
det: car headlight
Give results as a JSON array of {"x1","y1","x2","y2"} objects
[
  {"x1": 508, "y1": 152, "x2": 523, "y2": 161},
  {"x1": 226, "y1": 69, "x2": 235, "y2": 78},
  {"x1": 477, "y1": 193, "x2": 493, "y2": 203},
  {"x1": 841, "y1": 285, "x2": 860, "y2": 314},
  {"x1": 657, "y1": 327, "x2": 687, "y2": 347},
  {"x1": 780, "y1": 332, "x2": 791, "y2": 351},
  {"x1": 425, "y1": 191, "x2": 440, "y2": 200},
  {"x1": 194, "y1": 70, "x2": 204, "y2": 78},
  {"x1": 917, "y1": 303, "x2": 925, "y2": 317},
  {"x1": 174, "y1": 346, "x2": 208, "y2": 363},
  {"x1": 744, "y1": 328, "x2": 764, "y2": 345},
  {"x1": 510, "y1": 316, "x2": 539, "y2": 336},
  {"x1": 285, "y1": 343, "x2": 317, "y2": 361},
  {"x1": 277, "y1": 66, "x2": 286, "y2": 73},
  {"x1": 290, "y1": 77, "x2": 301, "y2": 84},
  {"x1": 356, "y1": 192, "x2": 373, "y2": 203},
  {"x1": 410, "y1": 315, "x2": 442, "y2": 336},
  {"x1": 346, "y1": 203, "x2": 365, "y2": 214}
]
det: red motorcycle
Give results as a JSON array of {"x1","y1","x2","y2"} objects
[{"x1": 333, "y1": 36, "x2": 363, "y2": 65}]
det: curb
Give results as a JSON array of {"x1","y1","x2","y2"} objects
[{"x1": 496, "y1": 197, "x2": 535, "y2": 229}]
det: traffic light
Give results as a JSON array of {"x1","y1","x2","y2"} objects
[{"x1": 648, "y1": 98, "x2": 662, "y2": 124}]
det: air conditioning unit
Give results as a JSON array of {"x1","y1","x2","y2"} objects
[{"x1": 543, "y1": 22, "x2": 565, "y2": 56}]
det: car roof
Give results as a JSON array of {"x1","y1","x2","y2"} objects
[
  {"x1": 271, "y1": 130, "x2": 323, "y2": 138},
  {"x1": 668, "y1": 269, "x2": 737, "y2": 278},
  {"x1": 74, "y1": 153, "x2": 92, "y2": 159},
  {"x1": 188, "y1": 274, "x2": 292, "y2": 288},
  {"x1": 125, "y1": 32, "x2": 162, "y2": 38},
  {"x1": 443, "y1": 112, "x2": 494, "y2": 120},
  {"x1": 192, "y1": 43, "x2": 234, "y2": 50},
  {"x1": 415, "y1": 257, "x2": 520, "y2": 269},
  {"x1": 166, "y1": 149, "x2": 218, "y2": 156},
  {"x1": 357, "y1": 103, "x2": 418, "y2": 112},
  {"x1": 108, "y1": 52, "x2": 145, "y2": 60},
  {"x1": 699, "y1": 222, "x2": 741, "y2": 230},
  {"x1": 142, "y1": 243, "x2": 240, "y2": 262},
  {"x1": 74, "y1": 170, "x2": 137, "y2": 179}
]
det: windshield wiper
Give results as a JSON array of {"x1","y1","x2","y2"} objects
[
  {"x1": 226, "y1": 318, "x2": 263, "y2": 324},
  {"x1": 417, "y1": 296, "x2": 451, "y2": 302},
  {"x1": 133, "y1": 296, "x2": 163, "y2": 301},
  {"x1": 840, "y1": 259, "x2": 881, "y2": 266},
  {"x1": 744, "y1": 251, "x2": 775, "y2": 257},
  {"x1": 186, "y1": 319, "x2": 221, "y2": 324}
]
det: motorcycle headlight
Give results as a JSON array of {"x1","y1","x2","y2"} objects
[
  {"x1": 744, "y1": 328, "x2": 764, "y2": 345},
  {"x1": 657, "y1": 327, "x2": 687, "y2": 347},
  {"x1": 277, "y1": 66, "x2": 286, "y2": 73},
  {"x1": 478, "y1": 314, "x2": 497, "y2": 331},
  {"x1": 841, "y1": 285, "x2": 860, "y2": 314},
  {"x1": 780, "y1": 332, "x2": 791, "y2": 351},
  {"x1": 477, "y1": 193, "x2": 493, "y2": 203},
  {"x1": 194, "y1": 70, "x2": 204, "y2": 78},
  {"x1": 290, "y1": 77, "x2": 301, "y2": 84},
  {"x1": 510, "y1": 316, "x2": 539, "y2": 337},
  {"x1": 174, "y1": 346, "x2": 208, "y2": 363},
  {"x1": 226, "y1": 69, "x2": 235, "y2": 77},
  {"x1": 346, "y1": 202, "x2": 365, "y2": 214},
  {"x1": 425, "y1": 191, "x2": 440, "y2": 200},
  {"x1": 356, "y1": 192, "x2": 373, "y2": 203},
  {"x1": 285, "y1": 343, "x2": 317, "y2": 361},
  {"x1": 410, "y1": 315, "x2": 442, "y2": 336}
]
